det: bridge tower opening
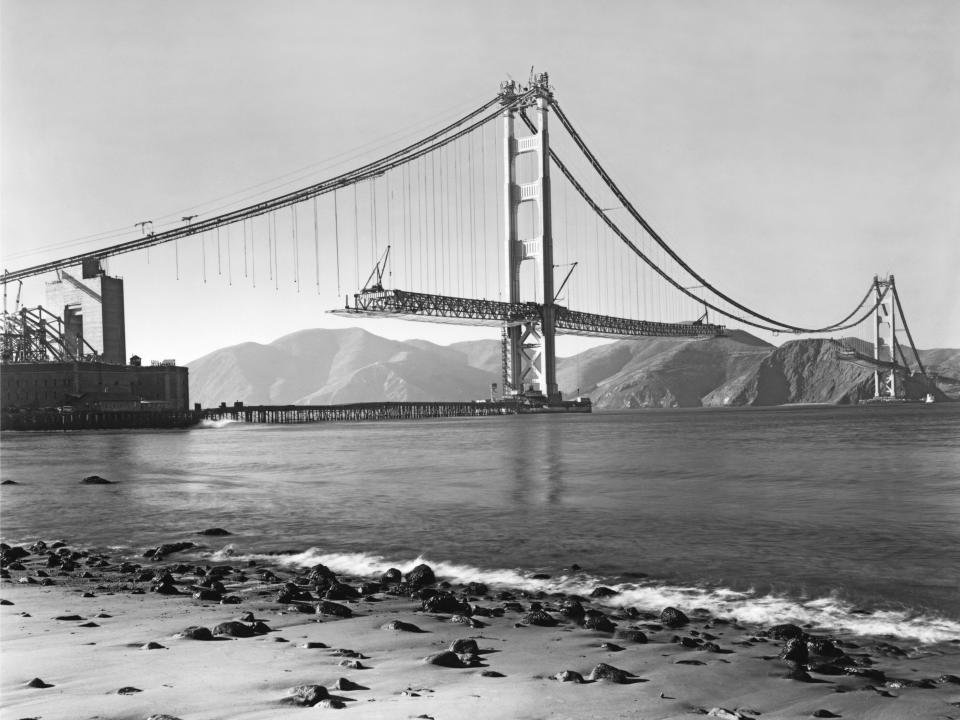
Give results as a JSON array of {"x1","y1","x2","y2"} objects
[{"x1": 500, "y1": 72, "x2": 559, "y2": 403}]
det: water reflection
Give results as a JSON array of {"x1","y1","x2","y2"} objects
[{"x1": 506, "y1": 417, "x2": 565, "y2": 506}]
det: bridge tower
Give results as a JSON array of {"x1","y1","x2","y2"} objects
[
  {"x1": 500, "y1": 73, "x2": 560, "y2": 403},
  {"x1": 873, "y1": 274, "x2": 897, "y2": 399}
]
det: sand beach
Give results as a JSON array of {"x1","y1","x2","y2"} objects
[{"x1": 2, "y1": 538, "x2": 958, "y2": 720}]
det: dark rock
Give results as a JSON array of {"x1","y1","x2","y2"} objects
[
  {"x1": 842, "y1": 666, "x2": 885, "y2": 682},
  {"x1": 380, "y1": 567, "x2": 402, "y2": 584},
  {"x1": 27, "y1": 677, "x2": 53, "y2": 688},
  {"x1": 660, "y1": 606, "x2": 690, "y2": 628},
  {"x1": 1, "y1": 545, "x2": 30, "y2": 562},
  {"x1": 287, "y1": 684, "x2": 329, "y2": 706},
  {"x1": 330, "y1": 648, "x2": 366, "y2": 658},
  {"x1": 78, "y1": 621, "x2": 100, "y2": 627},
  {"x1": 481, "y1": 670, "x2": 505, "y2": 677},
  {"x1": 338, "y1": 659, "x2": 367, "y2": 670},
  {"x1": 333, "y1": 677, "x2": 367, "y2": 691},
  {"x1": 600, "y1": 642, "x2": 624, "y2": 651},
  {"x1": 559, "y1": 598, "x2": 585, "y2": 622},
  {"x1": 176, "y1": 625, "x2": 213, "y2": 640},
  {"x1": 590, "y1": 586, "x2": 618, "y2": 598},
  {"x1": 501, "y1": 601, "x2": 524, "y2": 612},
  {"x1": 325, "y1": 581, "x2": 361, "y2": 600},
  {"x1": 360, "y1": 581, "x2": 381, "y2": 595},
  {"x1": 886, "y1": 678, "x2": 937, "y2": 689},
  {"x1": 54, "y1": 614, "x2": 84, "y2": 621},
  {"x1": 308, "y1": 563, "x2": 337, "y2": 582},
  {"x1": 0, "y1": 599, "x2": 12, "y2": 605},
  {"x1": 424, "y1": 650, "x2": 463, "y2": 667},
  {"x1": 938, "y1": 674, "x2": 960, "y2": 684},
  {"x1": 522, "y1": 609, "x2": 559, "y2": 627},
  {"x1": 554, "y1": 670, "x2": 585, "y2": 683},
  {"x1": 767, "y1": 623, "x2": 805, "y2": 640},
  {"x1": 807, "y1": 637, "x2": 844, "y2": 658},
  {"x1": 450, "y1": 638, "x2": 479, "y2": 654},
  {"x1": 81, "y1": 475, "x2": 112, "y2": 484},
  {"x1": 531, "y1": 573, "x2": 551, "y2": 580},
  {"x1": 213, "y1": 621, "x2": 255, "y2": 638},
  {"x1": 193, "y1": 588, "x2": 222, "y2": 601},
  {"x1": 780, "y1": 637, "x2": 809, "y2": 665},
  {"x1": 316, "y1": 600, "x2": 352, "y2": 618},
  {"x1": 0, "y1": 479, "x2": 18, "y2": 485},
  {"x1": 465, "y1": 581, "x2": 488, "y2": 596},
  {"x1": 679, "y1": 636, "x2": 700, "y2": 648},
  {"x1": 811, "y1": 710, "x2": 841, "y2": 718},
  {"x1": 675, "y1": 659, "x2": 706, "y2": 665},
  {"x1": 381, "y1": 619, "x2": 424, "y2": 632},
  {"x1": 808, "y1": 662, "x2": 844, "y2": 676},
  {"x1": 116, "y1": 686, "x2": 142, "y2": 694},
  {"x1": 615, "y1": 629, "x2": 648, "y2": 643},
  {"x1": 422, "y1": 591, "x2": 470, "y2": 615},
  {"x1": 872, "y1": 641, "x2": 906, "y2": 657},
  {"x1": 198, "y1": 528, "x2": 232, "y2": 536},
  {"x1": 784, "y1": 666, "x2": 814, "y2": 682},
  {"x1": 450, "y1": 614, "x2": 484, "y2": 627},
  {"x1": 142, "y1": 641, "x2": 166, "y2": 650},
  {"x1": 303, "y1": 641, "x2": 328, "y2": 649},
  {"x1": 153, "y1": 581, "x2": 181, "y2": 595},
  {"x1": 146, "y1": 715, "x2": 184, "y2": 720},
  {"x1": 152, "y1": 541, "x2": 195, "y2": 559},
  {"x1": 583, "y1": 611, "x2": 616, "y2": 633},
  {"x1": 588, "y1": 662, "x2": 631, "y2": 683},
  {"x1": 406, "y1": 563, "x2": 436, "y2": 588}
]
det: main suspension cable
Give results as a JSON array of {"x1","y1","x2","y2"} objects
[{"x1": 548, "y1": 99, "x2": 876, "y2": 334}]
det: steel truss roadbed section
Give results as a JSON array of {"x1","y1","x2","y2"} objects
[{"x1": 331, "y1": 288, "x2": 725, "y2": 338}]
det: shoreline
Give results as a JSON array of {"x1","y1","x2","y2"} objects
[{"x1": 2, "y1": 538, "x2": 959, "y2": 719}]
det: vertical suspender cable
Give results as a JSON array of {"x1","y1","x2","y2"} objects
[
  {"x1": 243, "y1": 219, "x2": 248, "y2": 279},
  {"x1": 353, "y1": 183, "x2": 360, "y2": 290},
  {"x1": 481, "y1": 123, "x2": 488, "y2": 298},
  {"x1": 227, "y1": 224, "x2": 232, "y2": 286},
  {"x1": 333, "y1": 190, "x2": 341, "y2": 298},
  {"x1": 468, "y1": 131, "x2": 476, "y2": 298},
  {"x1": 431, "y1": 152, "x2": 438, "y2": 293},
  {"x1": 313, "y1": 197, "x2": 320, "y2": 294}
]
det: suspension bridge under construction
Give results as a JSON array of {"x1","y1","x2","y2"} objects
[{"x1": 1, "y1": 72, "x2": 935, "y2": 424}]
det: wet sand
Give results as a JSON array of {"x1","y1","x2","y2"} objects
[{"x1": 1, "y1": 540, "x2": 958, "y2": 720}]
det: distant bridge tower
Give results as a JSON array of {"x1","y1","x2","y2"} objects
[
  {"x1": 873, "y1": 274, "x2": 897, "y2": 399},
  {"x1": 501, "y1": 73, "x2": 559, "y2": 402}
]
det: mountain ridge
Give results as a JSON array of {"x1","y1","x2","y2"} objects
[{"x1": 187, "y1": 327, "x2": 954, "y2": 408}]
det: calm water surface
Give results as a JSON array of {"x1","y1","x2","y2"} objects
[{"x1": 2, "y1": 403, "x2": 958, "y2": 643}]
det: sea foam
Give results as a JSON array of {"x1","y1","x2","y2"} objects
[{"x1": 206, "y1": 546, "x2": 960, "y2": 645}]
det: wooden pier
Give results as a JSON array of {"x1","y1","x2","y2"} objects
[
  {"x1": 200, "y1": 398, "x2": 589, "y2": 424},
  {"x1": 1, "y1": 398, "x2": 590, "y2": 431}
]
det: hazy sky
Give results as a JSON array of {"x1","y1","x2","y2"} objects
[{"x1": 2, "y1": 0, "x2": 958, "y2": 364}]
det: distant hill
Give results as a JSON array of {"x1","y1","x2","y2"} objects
[
  {"x1": 187, "y1": 327, "x2": 953, "y2": 408},
  {"x1": 188, "y1": 328, "x2": 498, "y2": 407}
]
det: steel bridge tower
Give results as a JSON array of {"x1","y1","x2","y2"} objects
[
  {"x1": 873, "y1": 274, "x2": 898, "y2": 399},
  {"x1": 501, "y1": 73, "x2": 560, "y2": 402}
]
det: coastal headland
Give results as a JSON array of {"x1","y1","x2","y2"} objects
[{"x1": 2, "y1": 537, "x2": 958, "y2": 720}]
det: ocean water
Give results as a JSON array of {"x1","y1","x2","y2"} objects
[{"x1": 2, "y1": 403, "x2": 958, "y2": 645}]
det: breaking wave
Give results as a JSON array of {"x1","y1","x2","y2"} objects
[
  {"x1": 206, "y1": 546, "x2": 960, "y2": 645},
  {"x1": 197, "y1": 418, "x2": 238, "y2": 429}
]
